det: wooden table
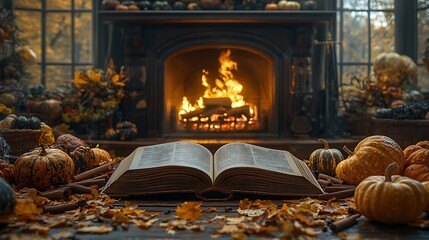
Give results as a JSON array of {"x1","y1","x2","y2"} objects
[{"x1": 3, "y1": 199, "x2": 427, "y2": 240}]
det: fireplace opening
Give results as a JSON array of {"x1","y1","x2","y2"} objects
[{"x1": 163, "y1": 46, "x2": 275, "y2": 137}]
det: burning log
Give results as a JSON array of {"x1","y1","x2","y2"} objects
[
  {"x1": 200, "y1": 106, "x2": 226, "y2": 118},
  {"x1": 203, "y1": 98, "x2": 232, "y2": 107},
  {"x1": 224, "y1": 105, "x2": 251, "y2": 117}
]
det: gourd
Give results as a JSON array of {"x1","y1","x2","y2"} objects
[
  {"x1": 278, "y1": 0, "x2": 301, "y2": 10},
  {"x1": 0, "y1": 113, "x2": 16, "y2": 129},
  {"x1": 403, "y1": 141, "x2": 429, "y2": 181},
  {"x1": 335, "y1": 135, "x2": 404, "y2": 185},
  {"x1": 38, "y1": 122, "x2": 55, "y2": 146},
  {"x1": 354, "y1": 162, "x2": 428, "y2": 224},
  {"x1": 53, "y1": 133, "x2": 87, "y2": 154},
  {"x1": 0, "y1": 159, "x2": 14, "y2": 185},
  {"x1": 0, "y1": 177, "x2": 16, "y2": 215},
  {"x1": 308, "y1": 139, "x2": 344, "y2": 177},
  {"x1": 265, "y1": 2, "x2": 279, "y2": 10},
  {"x1": 115, "y1": 121, "x2": 138, "y2": 141},
  {"x1": 422, "y1": 181, "x2": 429, "y2": 214},
  {"x1": 91, "y1": 145, "x2": 112, "y2": 166},
  {"x1": 11, "y1": 115, "x2": 41, "y2": 129},
  {"x1": 71, "y1": 145, "x2": 95, "y2": 174},
  {"x1": 14, "y1": 145, "x2": 75, "y2": 191}
]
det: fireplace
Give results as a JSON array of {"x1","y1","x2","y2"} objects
[{"x1": 95, "y1": 10, "x2": 336, "y2": 139}]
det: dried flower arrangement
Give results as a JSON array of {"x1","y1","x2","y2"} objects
[{"x1": 61, "y1": 59, "x2": 128, "y2": 124}]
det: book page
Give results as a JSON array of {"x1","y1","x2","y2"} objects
[
  {"x1": 128, "y1": 142, "x2": 213, "y2": 180},
  {"x1": 213, "y1": 142, "x2": 301, "y2": 179}
]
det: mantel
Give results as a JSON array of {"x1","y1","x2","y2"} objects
[{"x1": 98, "y1": 10, "x2": 336, "y2": 25}]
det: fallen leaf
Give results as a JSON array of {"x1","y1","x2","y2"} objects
[
  {"x1": 176, "y1": 201, "x2": 203, "y2": 221},
  {"x1": 76, "y1": 225, "x2": 113, "y2": 234}
]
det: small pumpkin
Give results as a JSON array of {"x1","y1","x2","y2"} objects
[
  {"x1": 354, "y1": 162, "x2": 428, "y2": 224},
  {"x1": 403, "y1": 141, "x2": 429, "y2": 181},
  {"x1": 278, "y1": 0, "x2": 301, "y2": 10},
  {"x1": 91, "y1": 145, "x2": 112, "y2": 165},
  {"x1": 422, "y1": 181, "x2": 429, "y2": 213},
  {"x1": 11, "y1": 115, "x2": 41, "y2": 129},
  {"x1": 336, "y1": 135, "x2": 405, "y2": 185},
  {"x1": 0, "y1": 177, "x2": 16, "y2": 215},
  {"x1": 265, "y1": 2, "x2": 279, "y2": 10},
  {"x1": 0, "y1": 159, "x2": 14, "y2": 185},
  {"x1": 308, "y1": 139, "x2": 344, "y2": 177},
  {"x1": 14, "y1": 145, "x2": 75, "y2": 191},
  {"x1": 71, "y1": 145, "x2": 95, "y2": 174}
]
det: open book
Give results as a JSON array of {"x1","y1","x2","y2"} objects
[{"x1": 102, "y1": 142, "x2": 324, "y2": 200}]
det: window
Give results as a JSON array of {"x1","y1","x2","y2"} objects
[
  {"x1": 417, "y1": 0, "x2": 429, "y2": 91},
  {"x1": 337, "y1": 0, "x2": 395, "y2": 85},
  {"x1": 14, "y1": 0, "x2": 93, "y2": 89}
]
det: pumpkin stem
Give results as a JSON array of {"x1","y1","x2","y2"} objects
[
  {"x1": 343, "y1": 145, "x2": 354, "y2": 156},
  {"x1": 385, "y1": 162, "x2": 398, "y2": 182},
  {"x1": 318, "y1": 139, "x2": 329, "y2": 149},
  {"x1": 39, "y1": 144, "x2": 48, "y2": 156}
]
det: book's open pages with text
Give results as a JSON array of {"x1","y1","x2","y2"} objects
[{"x1": 102, "y1": 142, "x2": 323, "y2": 199}]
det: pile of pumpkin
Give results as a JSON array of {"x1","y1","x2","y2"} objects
[
  {"x1": 307, "y1": 135, "x2": 429, "y2": 224},
  {"x1": 0, "y1": 133, "x2": 114, "y2": 216}
]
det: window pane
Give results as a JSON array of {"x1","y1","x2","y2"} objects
[
  {"x1": 418, "y1": 9, "x2": 429, "y2": 64},
  {"x1": 341, "y1": 65, "x2": 369, "y2": 85},
  {"x1": 75, "y1": 13, "x2": 92, "y2": 63},
  {"x1": 370, "y1": 11, "x2": 395, "y2": 60},
  {"x1": 46, "y1": 13, "x2": 72, "y2": 63},
  {"x1": 343, "y1": 0, "x2": 367, "y2": 10},
  {"x1": 417, "y1": 66, "x2": 429, "y2": 92},
  {"x1": 15, "y1": 10, "x2": 41, "y2": 62},
  {"x1": 14, "y1": 0, "x2": 41, "y2": 8},
  {"x1": 342, "y1": 11, "x2": 368, "y2": 63},
  {"x1": 75, "y1": 0, "x2": 92, "y2": 10},
  {"x1": 23, "y1": 64, "x2": 41, "y2": 87},
  {"x1": 47, "y1": 0, "x2": 71, "y2": 9},
  {"x1": 46, "y1": 65, "x2": 72, "y2": 88},
  {"x1": 418, "y1": 0, "x2": 429, "y2": 8},
  {"x1": 370, "y1": 0, "x2": 394, "y2": 10}
]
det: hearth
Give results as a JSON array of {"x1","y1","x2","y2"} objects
[{"x1": 95, "y1": 10, "x2": 336, "y2": 139}]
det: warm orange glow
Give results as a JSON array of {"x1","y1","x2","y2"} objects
[{"x1": 178, "y1": 49, "x2": 259, "y2": 131}]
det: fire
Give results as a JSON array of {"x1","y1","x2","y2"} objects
[{"x1": 178, "y1": 49, "x2": 258, "y2": 131}]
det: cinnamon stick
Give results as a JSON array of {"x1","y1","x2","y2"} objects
[
  {"x1": 317, "y1": 188, "x2": 355, "y2": 200},
  {"x1": 73, "y1": 164, "x2": 113, "y2": 182},
  {"x1": 39, "y1": 187, "x2": 71, "y2": 201},
  {"x1": 318, "y1": 173, "x2": 344, "y2": 184},
  {"x1": 43, "y1": 200, "x2": 86, "y2": 214},
  {"x1": 329, "y1": 214, "x2": 361, "y2": 232},
  {"x1": 67, "y1": 184, "x2": 96, "y2": 194},
  {"x1": 317, "y1": 179, "x2": 333, "y2": 187},
  {"x1": 75, "y1": 178, "x2": 107, "y2": 188},
  {"x1": 324, "y1": 184, "x2": 356, "y2": 193}
]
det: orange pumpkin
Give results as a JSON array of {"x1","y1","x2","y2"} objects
[
  {"x1": 71, "y1": 145, "x2": 95, "y2": 174},
  {"x1": 403, "y1": 141, "x2": 429, "y2": 181},
  {"x1": 14, "y1": 145, "x2": 75, "y2": 191},
  {"x1": 336, "y1": 135, "x2": 405, "y2": 185},
  {"x1": 91, "y1": 145, "x2": 112, "y2": 165}
]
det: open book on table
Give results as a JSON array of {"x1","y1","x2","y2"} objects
[{"x1": 102, "y1": 142, "x2": 324, "y2": 200}]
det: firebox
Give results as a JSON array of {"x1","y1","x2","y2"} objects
[
  {"x1": 164, "y1": 47, "x2": 274, "y2": 136},
  {"x1": 96, "y1": 11, "x2": 336, "y2": 139}
]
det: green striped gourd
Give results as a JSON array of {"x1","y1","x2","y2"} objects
[
  {"x1": 309, "y1": 139, "x2": 344, "y2": 177},
  {"x1": 0, "y1": 177, "x2": 16, "y2": 215}
]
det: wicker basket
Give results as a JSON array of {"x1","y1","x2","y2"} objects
[
  {"x1": 0, "y1": 129, "x2": 42, "y2": 157},
  {"x1": 371, "y1": 118, "x2": 429, "y2": 148}
]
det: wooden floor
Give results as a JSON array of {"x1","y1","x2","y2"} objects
[
  {"x1": 14, "y1": 200, "x2": 427, "y2": 240},
  {"x1": 86, "y1": 137, "x2": 363, "y2": 159}
]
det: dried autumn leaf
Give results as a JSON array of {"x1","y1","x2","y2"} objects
[
  {"x1": 239, "y1": 198, "x2": 252, "y2": 210},
  {"x1": 14, "y1": 199, "x2": 42, "y2": 219},
  {"x1": 132, "y1": 218, "x2": 158, "y2": 229},
  {"x1": 112, "y1": 211, "x2": 129, "y2": 224},
  {"x1": 76, "y1": 225, "x2": 113, "y2": 234},
  {"x1": 176, "y1": 201, "x2": 203, "y2": 221}
]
